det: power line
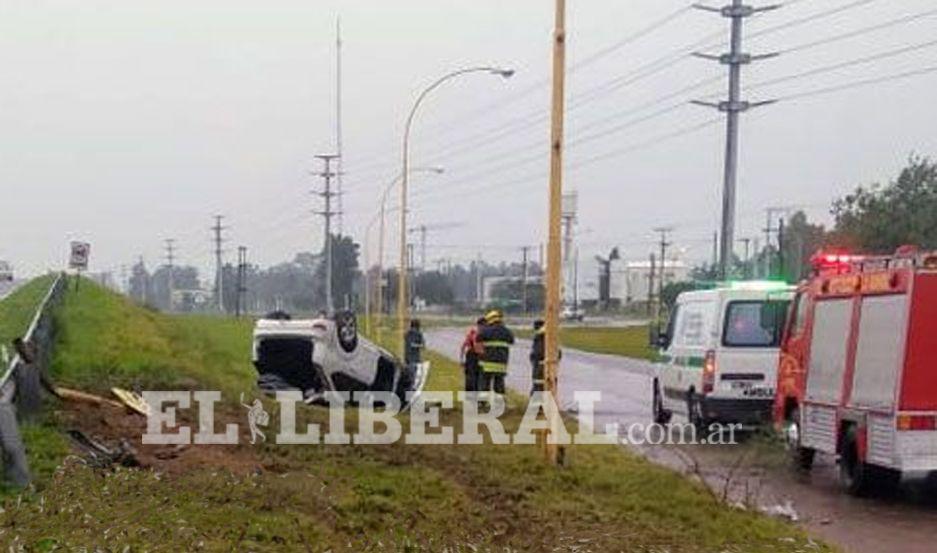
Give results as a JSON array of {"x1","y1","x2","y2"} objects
[
  {"x1": 342, "y1": 4, "x2": 698, "y2": 175},
  {"x1": 782, "y1": 6, "x2": 937, "y2": 54},
  {"x1": 775, "y1": 63, "x2": 937, "y2": 102},
  {"x1": 748, "y1": 37, "x2": 937, "y2": 92}
]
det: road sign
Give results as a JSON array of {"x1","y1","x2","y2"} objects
[{"x1": 69, "y1": 241, "x2": 90, "y2": 270}]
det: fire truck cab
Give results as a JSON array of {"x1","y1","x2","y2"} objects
[{"x1": 775, "y1": 248, "x2": 937, "y2": 495}]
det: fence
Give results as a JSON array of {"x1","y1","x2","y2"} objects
[{"x1": 0, "y1": 273, "x2": 67, "y2": 485}]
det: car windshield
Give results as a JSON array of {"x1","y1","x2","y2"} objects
[{"x1": 723, "y1": 300, "x2": 789, "y2": 348}]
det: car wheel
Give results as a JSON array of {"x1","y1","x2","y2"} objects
[
  {"x1": 335, "y1": 311, "x2": 358, "y2": 353},
  {"x1": 652, "y1": 379, "x2": 672, "y2": 425},
  {"x1": 785, "y1": 407, "x2": 815, "y2": 473}
]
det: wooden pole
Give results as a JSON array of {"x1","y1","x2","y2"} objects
[{"x1": 543, "y1": 0, "x2": 566, "y2": 465}]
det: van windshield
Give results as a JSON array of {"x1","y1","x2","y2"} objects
[{"x1": 723, "y1": 300, "x2": 790, "y2": 348}]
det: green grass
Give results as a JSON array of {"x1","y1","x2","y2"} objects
[
  {"x1": 52, "y1": 278, "x2": 256, "y2": 396},
  {"x1": 515, "y1": 324, "x2": 658, "y2": 361},
  {"x1": 0, "y1": 274, "x2": 55, "y2": 354},
  {"x1": 0, "y1": 280, "x2": 828, "y2": 551}
]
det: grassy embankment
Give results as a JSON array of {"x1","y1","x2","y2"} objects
[
  {"x1": 513, "y1": 324, "x2": 658, "y2": 361},
  {"x1": 0, "y1": 279, "x2": 827, "y2": 551}
]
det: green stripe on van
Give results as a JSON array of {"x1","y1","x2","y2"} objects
[{"x1": 660, "y1": 355, "x2": 706, "y2": 369}]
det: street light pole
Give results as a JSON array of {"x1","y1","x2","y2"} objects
[
  {"x1": 365, "y1": 167, "x2": 444, "y2": 343},
  {"x1": 397, "y1": 66, "x2": 513, "y2": 353}
]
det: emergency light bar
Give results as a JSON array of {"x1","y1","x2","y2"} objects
[{"x1": 726, "y1": 280, "x2": 791, "y2": 291}]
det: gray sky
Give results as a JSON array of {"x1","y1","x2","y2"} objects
[{"x1": 2, "y1": 0, "x2": 936, "y2": 282}]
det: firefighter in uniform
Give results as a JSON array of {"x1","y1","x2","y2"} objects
[{"x1": 476, "y1": 310, "x2": 515, "y2": 396}]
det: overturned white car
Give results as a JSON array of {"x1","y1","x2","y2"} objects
[{"x1": 251, "y1": 311, "x2": 428, "y2": 405}]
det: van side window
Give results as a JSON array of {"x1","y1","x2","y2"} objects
[{"x1": 723, "y1": 300, "x2": 789, "y2": 347}]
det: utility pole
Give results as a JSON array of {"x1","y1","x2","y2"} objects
[
  {"x1": 211, "y1": 215, "x2": 226, "y2": 313},
  {"x1": 738, "y1": 237, "x2": 752, "y2": 278},
  {"x1": 693, "y1": 0, "x2": 778, "y2": 280},
  {"x1": 763, "y1": 206, "x2": 795, "y2": 279},
  {"x1": 653, "y1": 227, "x2": 673, "y2": 325},
  {"x1": 236, "y1": 246, "x2": 247, "y2": 318},
  {"x1": 164, "y1": 239, "x2": 175, "y2": 312},
  {"x1": 314, "y1": 154, "x2": 341, "y2": 314},
  {"x1": 711, "y1": 230, "x2": 719, "y2": 274},
  {"x1": 335, "y1": 18, "x2": 344, "y2": 236},
  {"x1": 521, "y1": 246, "x2": 531, "y2": 314},
  {"x1": 542, "y1": 0, "x2": 567, "y2": 465},
  {"x1": 647, "y1": 253, "x2": 656, "y2": 317},
  {"x1": 777, "y1": 217, "x2": 786, "y2": 281},
  {"x1": 475, "y1": 253, "x2": 483, "y2": 306}
]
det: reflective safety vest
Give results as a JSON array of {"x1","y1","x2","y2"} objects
[{"x1": 477, "y1": 323, "x2": 515, "y2": 374}]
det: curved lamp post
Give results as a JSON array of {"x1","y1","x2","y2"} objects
[
  {"x1": 397, "y1": 66, "x2": 514, "y2": 350},
  {"x1": 364, "y1": 166, "x2": 444, "y2": 339}
]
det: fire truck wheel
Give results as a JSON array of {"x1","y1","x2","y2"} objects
[
  {"x1": 840, "y1": 426, "x2": 872, "y2": 496},
  {"x1": 785, "y1": 407, "x2": 815, "y2": 472},
  {"x1": 652, "y1": 380, "x2": 672, "y2": 425}
]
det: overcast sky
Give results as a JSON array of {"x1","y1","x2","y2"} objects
[{"x1": 2, "y1": 0, "x2": 936, "y2": 283}]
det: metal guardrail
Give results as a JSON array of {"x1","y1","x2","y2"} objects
[{"x1": 0, "y1": 273, "x2": 67, "y2": 485}]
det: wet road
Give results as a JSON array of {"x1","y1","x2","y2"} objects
[{"x1": 426, "y1": 329, "x2": 937, "y2": 553}]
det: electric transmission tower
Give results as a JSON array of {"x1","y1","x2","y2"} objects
[
  {"x1": 236, "y1": 245, "x2": 248, "y2": 317},
  {"x1": 211, "y1": 215, "x2": 226, "y2": 313},
  {"x1": 692, "y1": 0, "x2": 779, "y2": 280},
  {"x1": 314, "y1": 154, "x2": 341, "y2": 314}
]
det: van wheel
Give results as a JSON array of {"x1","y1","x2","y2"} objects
[
  {"x1": 687, "y1": 392, "x2": 707, "y2": 432},
  {"x1": 652, "y1": 380, "x2": 672, "y2": 425},
  {"x1": 840, "y1": 426, "x2": 871, "y2": 496},
  {"x1": 785, "y1": 407, "x2": 815, "y2": 472}
]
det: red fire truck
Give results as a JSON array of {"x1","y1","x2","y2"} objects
[{"x1": 774, "y1": 247, "x2": 937, "y2": 495}]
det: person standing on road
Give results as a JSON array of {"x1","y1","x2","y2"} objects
[
  {"x1": 529, "y1": 319, "x2": 546, "y2": 394},
  {"x1": 460, "y1": 317, "x2": 485, "y2": 392},
  {"x1": 404, "y1": 319, "x2": 425, "y2": 371},
  {"x1": 529, "y1": 319, "x2": 561, "y2": 396},
  {"x1": 476, "y1": 310, "x2": 514, "y2": 397}
]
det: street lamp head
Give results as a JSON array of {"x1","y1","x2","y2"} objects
[{"x1": 491, "y1": 68, "x2": 515, "y2": 79}]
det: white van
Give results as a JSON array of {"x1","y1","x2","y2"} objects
[{"x1": 651, "y1": 282, "x2": 794, "y2": 428}]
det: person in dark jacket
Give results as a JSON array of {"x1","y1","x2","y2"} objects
[
  {"x1": 476, "y1": 310, "x2": 514, "y2": 396},
  {"x1": 404, "y1": 319, "x2": 425, "y2": 369},
  {"x1": 461, "y1": 317, "x2": 486, "y2": 392},
  {"x1": 529, "y1": 320, "x2": 561, "y2": 395}
]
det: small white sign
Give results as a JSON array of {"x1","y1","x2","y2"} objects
[{"x1": 69, "y1": 241, "x2": 91, "y2": 270}]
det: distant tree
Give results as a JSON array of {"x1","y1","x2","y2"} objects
[
  {"x1": 315, "y1": 234, "x2": 360, "y2": 310},
  {"x1": 832, "y1": 155, "x2": 937, "y2": 252},
  {"x1": 413, "y1": 271, "x2": 454, "y2": 305},
  {"x1": 779, "y1": 211, "x2": 828, "y2": 282},
  {"x1": 661, "y1": 281, "x2": 697, "y2": 311},
  {"x1": 489, "y1": 279, "x2": 544, "y2": 313}
]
